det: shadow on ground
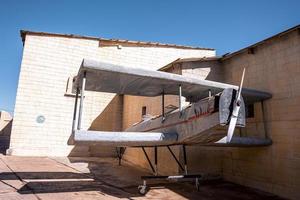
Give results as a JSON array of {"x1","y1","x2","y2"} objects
[{"x1": 0, "y1": 157, "x2": 286, "y2": 200}]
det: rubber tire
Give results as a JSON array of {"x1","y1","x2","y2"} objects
[
  {"x1": 138, "y1": 185, "x2": 147, "y2": 195},
  {"x1": 196, "y1": 179, "x2": 200, "y2": 191}
]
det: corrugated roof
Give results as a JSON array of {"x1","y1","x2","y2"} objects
[
  {"x1": 174, "y1": 56, "x2": 221, "y2": 63},
  {"x1": 221, "y1": 24, "x2": 300, "y2": 60},
  {"x1": 159, "y1": 56, "x2": 221, "y2": 71},
  {"x1": 20, "y1": 30, "x2": 214, "y2": 50},
  {"x1": 160, "y1": 24, "x2": 300, "y2": 71}
]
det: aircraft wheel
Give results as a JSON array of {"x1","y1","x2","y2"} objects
[
  {"x1": 138, "y1": 185, "x2": 148, "y2": 195},
  {"x1": 195, "y1": 178, "x2": 200, "y2": 191}
]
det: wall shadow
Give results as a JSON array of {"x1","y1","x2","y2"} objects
[
  {"x1": 68, "y1": 95, "x2": 123, "y2": 157},
  {"x1": 88, "y1": 94, "x2": 123, "y2": 131},
  {"x1": 0, "y1": 120, "x2": 12, "y2": 154}
]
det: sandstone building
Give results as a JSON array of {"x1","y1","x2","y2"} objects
[{"x1": 8, "y1": 25, "x2": 300, "y2": 199}]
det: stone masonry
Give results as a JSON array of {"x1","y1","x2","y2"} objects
[
  {"x1": 122, "y1": 26, "x2": 300, "y2": 200},
  {"x1": 9, "y1": 32, "x2": 214, "y2": 156}
]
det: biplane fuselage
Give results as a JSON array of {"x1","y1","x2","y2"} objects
[
  {"x1": 71, "y1": 59, "x2": 271, "y2": 147},
  {"x1": 68, "y1": 59, "x2": 273, "y2": 194},
  {"x1": 126, "y1": 91, "x2": 245, "y2": 147}
]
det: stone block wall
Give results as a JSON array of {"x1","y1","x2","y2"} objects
[
  {"x1": 220, "y1": 29, "x2": 300, "y2": 200},
  {"x1": 10, "y1": 33, "x2": 214, "y2": 156},
  {"x1": 122, "y1": 28, "x2": 300, "y2": 200},
  {"x1": 122, "y1": 60, "x2": 223, "y2": 174}
]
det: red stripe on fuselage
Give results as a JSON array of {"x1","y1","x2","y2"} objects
[{"x1": 143, "y1": 110, "x2": 214, "y2": 132}]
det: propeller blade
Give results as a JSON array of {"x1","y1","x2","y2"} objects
[
  {"x1": 226, "y1": 105, "x2": 240, "y2": 143},
  {"x1": 226, "y1": 68, "x2": 246, "y2": 143},
  {"x1": 237, "y1": 68, "x2": 245, "y2": 101}
]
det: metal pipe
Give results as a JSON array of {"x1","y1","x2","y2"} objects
[
  {"x1": 162, "y1": 92, "x2": 165, "y2": 122},
  {"x1": 77, "y1": 71, "x2": 86, "y2": 130},
  {"x1": 71, "y1": 87, "x2": 79, "y2": 133},
  {"x1": 261, "y1": 101, "x2": 269, "y2": 139},
  {"x1": 167, "y1": 146, "x2": 184, "y2": 171},
  {"x1": 116, "y1": 147, "x2": 122, "y2": 166},
  {"x1": 179, "y1": 85, "x2": 182, "y2": 115},
  {"x1": 142, "y1": 147, "x2": 155, "y2": 173},
  {"x1": 154, "y1": 146, "x2": 158, "y2": 176}
]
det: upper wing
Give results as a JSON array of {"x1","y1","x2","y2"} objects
[
  {"x1": 75, "y1": 59, "x2": 237, "y2": 100},
  {"x1": 75, "y1": 59, "x2": 271, "y2": 103}
]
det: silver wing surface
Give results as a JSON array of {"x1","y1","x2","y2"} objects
[
  {"x1": 74, "y1": 130, "x2": 178, "y2": 147},
  {"x1": 75, "y1": 59, "x2": 238, "y2": 101},
  {"x1": 75, "y1": 59, "x2": 271, "y2": 103}
]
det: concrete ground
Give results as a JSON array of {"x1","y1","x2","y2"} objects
[{"x1": 0, "y1": 155, "x2": 285, "y2": 200}]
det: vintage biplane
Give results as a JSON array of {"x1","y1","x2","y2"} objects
[{"x1": 70, "y1": 59, "x2": 272, "y2": 194}]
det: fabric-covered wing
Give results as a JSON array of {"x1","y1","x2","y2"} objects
[
  {"x1": 75, "y1": 59, "x2": 271, "y2": 102},
  {"x1": 75, "y1": 59, "x2": 238, "y2": 100},
  {"x1": 74, "y1": 130, "x2": 178, "y2": 147}
]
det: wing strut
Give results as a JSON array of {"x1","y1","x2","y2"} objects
[
  {"x1": 179, "y1": 84, "x2": 183, "y2": 115},
  {"x1": 72, "y1": 87, "x2": 79, "y2": 133},
  {"x1": 77, "y1": 71, "x2": 86, "y2": 130},
  {"x1": 162, "y1": 91, "x2": 165, "y2": 122}
]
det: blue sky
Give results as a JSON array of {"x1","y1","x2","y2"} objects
[{"x1": 0, "y1": 0, "x2": 299, "y2": 113}]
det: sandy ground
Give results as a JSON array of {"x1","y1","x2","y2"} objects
[{"x1": 0, "y1": 155, "x2": 285, "y2": 200}]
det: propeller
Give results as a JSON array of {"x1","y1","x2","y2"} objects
[{"x1": 226, "y1": 68, "x2": 246, "y2": 143}]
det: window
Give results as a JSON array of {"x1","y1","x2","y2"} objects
[
  {"x1": 246, "y1": 104, "x2": 254, "y2": 118},
  {"x1": 65, "y1": 76, "x2": 77, "y2": 97},
  {"x1": 142, "y1": 106, "x2": 147, "y2": 117}
]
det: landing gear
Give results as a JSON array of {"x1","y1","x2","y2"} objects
[
  {"x1": 116, "y1": 147, "x2": 126, "y2": 166},
  {"x1": 138, "y1": 145, "x2": 202, "y2": 195},
  {"x1": 195, "y1": 177, "x2": 200, "y2": 191},
  {"x1": 138, "y1": 180, "x2": 148, "y2": 195}
]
